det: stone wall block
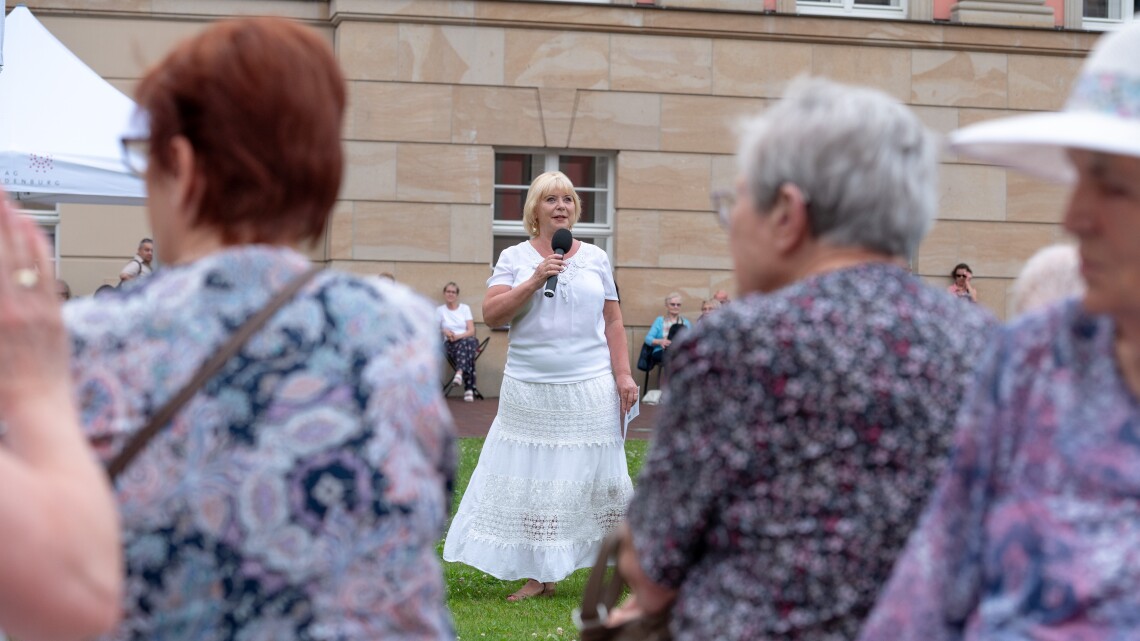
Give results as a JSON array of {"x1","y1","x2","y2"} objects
[
  {"x1": 395, "y1": 144, "x2": 493, "y2": 203},
  {"x1": 911, "y1": 50, "x2": 1008, "y2": 108},
  {"x1": 337, "y1": 22, "x2": 399, "y2": 82},
  {"x1": 504, "y1": 30, "x2": 610, "y2": 89},
  {"x1": 939, "y1": 164, "x2": 1007, "y2": 221},
  {"x1": 355, "y1": 201, "x2": 451, "y2": 261},
  {"x1": 615, "y1": 209, "x2": 662, "y2": 268},
  {"x1": 910, "y1": 105, "x2": 961, "y2": 162},
  {"x1": 1006, "y1": 172, "x2": 1071, "y2": 224},
  {"x1": 327, "y1": 200, "x2": 355, "y2": 261},
  {"x1": 611, "y1": 34, "x2": 713, "y2": 94},
  {"x1": 813, "y1": 44, "x2": 911, "y2": 102},
  {"x1": 617, "y1": 152, "x2": 712, "y2": 211},
  {"x1": 713, "y1": 40, "x2": 812, "y2": 98},
  {"x1": 398, "y1": 24, "x2": 504, "y2": 85},
  {"x1": 346, "y1": 82, "x2": 452, "y2": 142},
  {"x1": 1008, "y1": 53, "x2": 1084, "y2": 111},
  {"x1": 919, "y1": 219, "x2": 1065, "y2": 278},
  {"x1": 450, "y1": 204, "x2": 494, "y2": 264},
  {"x1": 658, "y1": 211, "x2": 731, "y2": 270},
  {"x1": 539, "y1": 88, "x2": 579, "y2": 148},
  {"x1": 42, "y1": 15, "x2": 205, "y2": 79},
  {"x1": 452, "y1": 86, "x2": 545, "y2": 146},
  {"x1": 341, "y1": 141, "x2": 398, "y2": 202},
  {"x1": 661, "y1": 94, "x2": 765, "y2": 154},
  {"x1": 569, "y1": 92, "x2": 662, "y2": 151}
]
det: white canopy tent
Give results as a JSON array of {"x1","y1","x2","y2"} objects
[{"x1": 0, "y1": 4, "x2": 145, "y2": 205}]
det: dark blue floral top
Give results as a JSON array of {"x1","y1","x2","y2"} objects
[
  {"x1": 64, "y1": 246, "x2": 456, "y2": 641},
  {"x1": 626, "y1": 263, "x2": 996, "y2": 641}
]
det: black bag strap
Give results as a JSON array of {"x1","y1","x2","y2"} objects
[{"x1": 105, "y1": 265, "x2": 322, "y2": 481}]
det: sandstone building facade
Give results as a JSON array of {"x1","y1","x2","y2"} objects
[{"x1": 16, "y1": 0, "x2": 1116, "y2": 394}]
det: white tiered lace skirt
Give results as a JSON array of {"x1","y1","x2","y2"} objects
[{"x1": 443, "y1": 373, "x2": 634, "y2": 582}]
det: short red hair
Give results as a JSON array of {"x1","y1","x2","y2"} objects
[{"x1": 134, "y1": 18, "x2": 345, "y2": 245}]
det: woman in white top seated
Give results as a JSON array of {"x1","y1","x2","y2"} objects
[
  {"x1": 437, "y1": 281, "x2": 479, "y2": 402},
  {"x1": 443, "y1": 170, "x2": 637, "y2": 601}
]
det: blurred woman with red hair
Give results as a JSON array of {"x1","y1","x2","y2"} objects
[{"x1": 66, "y1": 17, "x2": 456, "y2": 640}]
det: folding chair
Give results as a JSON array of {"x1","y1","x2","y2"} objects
[
  {"x1": 443, "y1": 336, "x2": 490, "y2": 399},
  {"x1": 636, "y1": 342, "x2": 662, "y2": 397}
]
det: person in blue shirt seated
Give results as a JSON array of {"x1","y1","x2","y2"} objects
[{"x1": 643, "y1": 292, "x2": 691, "y2": 375}]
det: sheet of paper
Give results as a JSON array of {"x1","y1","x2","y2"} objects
[{"x1": 623, "y1": 387, "x2": 640, "y2": 439}]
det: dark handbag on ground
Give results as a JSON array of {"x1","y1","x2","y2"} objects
[
  {"x1": 105, "y1": 266, "x2": 322, "y2": 481},
  {"x1": 636, "y1": 343, "x2": 655, "y2": 372},
  {"x1": 576, "y1": 532, "x2": 672, "y2": 641}
]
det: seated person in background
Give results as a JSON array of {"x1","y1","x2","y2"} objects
[
  {"x1": 1010, "y1": 243, "x2": 1084, "y2": 317},
  {"x1": 698, "y1": 299, "x2": 720, "y2": 322},
  {"x1": 437, "y1": 281, "x2": 479, "y2": 402},
  {"x1": 946, "y1": 262, "x2": 977, "y2": 302},
  {"x1": 644, "y1": 292, "x2": 691, "y2": 372}
]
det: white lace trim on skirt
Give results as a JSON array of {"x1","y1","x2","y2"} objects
[
  {"x1": 443, "y1": 374, "x2": 633, "y2": 581},
  {"x1": 494, "y1": 372, "x2": 623, "y2": 447},
  {"x1": 466, "y1": 472, "x2": 628, "y2": 547}
]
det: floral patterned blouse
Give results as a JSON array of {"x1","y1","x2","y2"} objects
[
  {"x1": 64, "y1": 246, "x2": 456, "y2": 641},
  {"x1": 626, "y1": 263, "x2": 996, "y2": 641},
  {"x1": 860, "y1": 300, "x2": 1140, "y2": 641}
]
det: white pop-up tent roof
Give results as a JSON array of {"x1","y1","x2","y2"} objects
[{"x1": 0, "y1": 5, "x2": 145, "y2": 204}]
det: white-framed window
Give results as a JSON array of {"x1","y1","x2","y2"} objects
[
  {"x1": 492, "y1": 150, "x2": 615, "y2": 267},
  {"x1": 797, "y1": 0, "x2": 906, "y2": 19},
  {"x1": 18, "y1": 206, "x2": 60, "y2": 274},
  {"x1": 1083, "y1": 0, "x2": 1137, "y2": 29}
]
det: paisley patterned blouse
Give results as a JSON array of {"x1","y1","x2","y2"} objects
[
  {"x1": 861, "y1": 300, "x2": 1140, "y2": 641},
  {"x1": 64, "y1": 246, "x2": 456, "y2": 641},
  {"x1": 626, "y1": 263, "x2": 996, "y2": 641}
]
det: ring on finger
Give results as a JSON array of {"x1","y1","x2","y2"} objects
[{"x1": 13, "y1": 268, "x2": 38, "y2": 289}]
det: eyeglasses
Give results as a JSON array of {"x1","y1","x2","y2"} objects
[
  {"x1": 954, "y1": 273, "x2": 969, "y2": 279},
  {"x1": 120, "y1": 137, "x2": 149, "y2": 177},
  {"x1": 667, "y1": 302, "x2": 682, "y2": 307},
  {"x1": 711, "y1": 184, "x2": 811, "y2": 228},
  {"x1": 444, "y1": 290, "x2": 458, "y2": 295},
  {"x1": 711, "y1": 189, "x2": 735, "y2": 229}
]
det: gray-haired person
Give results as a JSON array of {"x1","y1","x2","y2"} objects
[
  {"x1": 118, "y1": 237, "x2": 153, "y2": 284},
  {"x1": 603, "y1": 76, "x2": 996, "y2": 641}
]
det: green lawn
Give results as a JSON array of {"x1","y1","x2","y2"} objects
[{"x1": 438, "y1": 438, "x2": 650, "y2": 641}]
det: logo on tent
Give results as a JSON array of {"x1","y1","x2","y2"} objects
[{"x1": 29, "y1": 153, "x2": 54, "y2": 174}]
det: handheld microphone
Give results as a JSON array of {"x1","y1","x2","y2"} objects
[{"x1": 544, "y1": 229, "x2": 574, "y2": 298}]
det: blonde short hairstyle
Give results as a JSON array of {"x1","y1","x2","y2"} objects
[{"x1": 522, "y1": 171, "x2": 582, "y2": 238}]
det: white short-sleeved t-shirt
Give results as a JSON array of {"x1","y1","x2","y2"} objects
[
  {"x1": 488, "y1": 240, "x2": 618, "y2": 384},
  {"x1": 436, "y1": 303, "x2": 472, "y2": 335}
]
